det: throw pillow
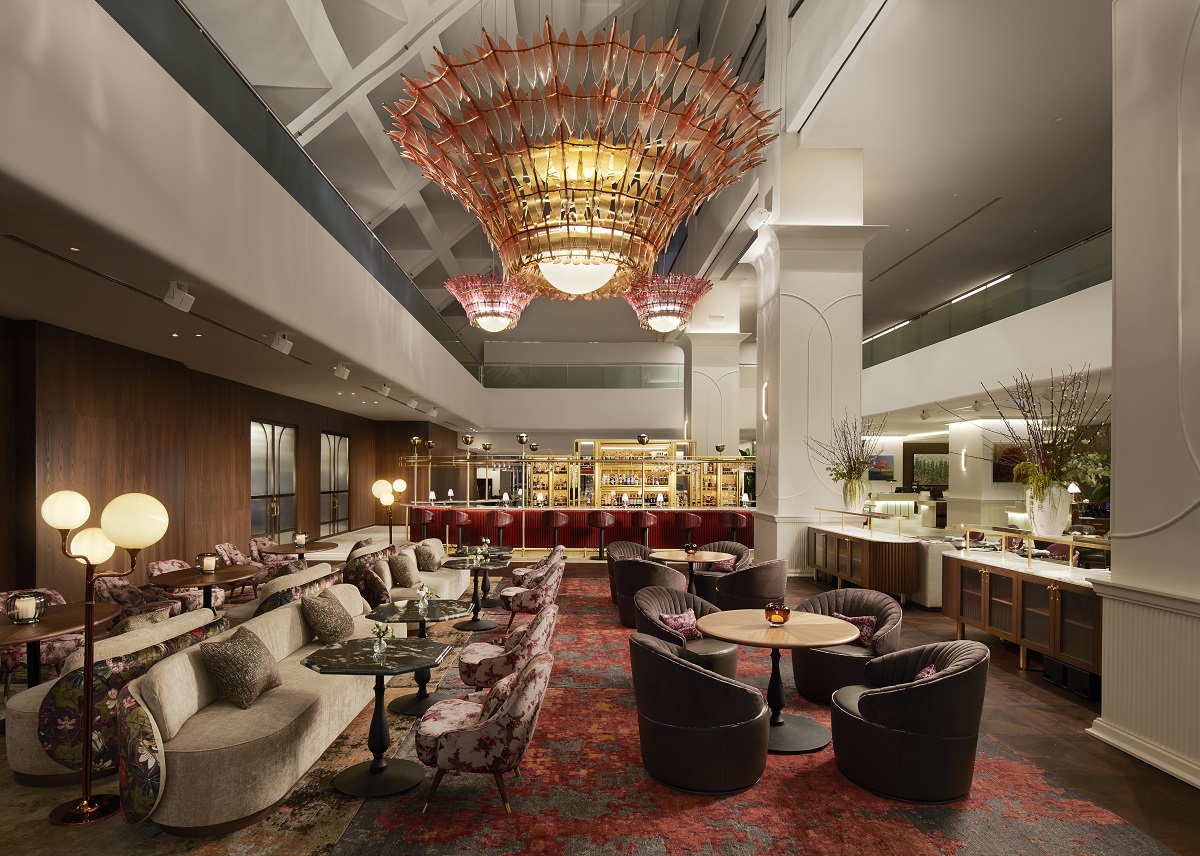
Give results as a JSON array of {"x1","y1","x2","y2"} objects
[
  {"x1": 357, "y1": 568, "x2": 390, "y2": 607},
  {"x1": 388, "y1": 551, "x2": 422, "y2": 588},
  {"x1": 301, "y1": 589, "x2": 355, "y2": 643},
  {"x1": 833, "y1": 612, "x2": 878, "y2": 647},
  {"x1": 200, "y1": 627, "x2": 281, "y2": 709},
  {"x1": 349, "y1": 537, "x2": 374, "y2": 554},
  {"x1": 915, "y1": 663, "x2": 937, "y2": 680},
  {"x1": 659, "y1": 608, "x2": 702, "y2": 641},
  {"x1": 373, "y1": 558, "x2": 393, "y2": 590},
  {"x1": 109, "y1": 606, "x2": 173, "y2": 636},
  {"x1": 480, "y1": 670, "x2": 520, "y2": 719},
  {"x1": 709, "y1": 558, "x2": 735, "y2": 573},
  {"x1": 414, "y1": 544, "x2": 442, "y2": 574}
]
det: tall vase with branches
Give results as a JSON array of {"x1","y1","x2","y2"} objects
[
  {"x1": 807, "y1": 411, "x2": 888, "y2": 512},
  {"x1": 982, "y1": 366, "x2": 1109, "y2": 535}
]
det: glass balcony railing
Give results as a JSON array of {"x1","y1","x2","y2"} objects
[
  {"x1": 863, "y1": 230, "x2": 1112, "y2": 368},
  {"x1": 479, "y1": 364, "x2": 684, "y2": 389}
]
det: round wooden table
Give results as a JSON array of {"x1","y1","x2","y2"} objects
[
  {"x1": 0, "y1": 601, "x2": 120, "y2": 687},
  {"x1": 649, "y1": 549, "x2": 734, "y2": 594},
  {"x1": 151, "y1": 565, "x2": 261, "y2": 610},
  {"x1": 259, "y1": 540, "x2": 338, "y2": 569},
  {"x1": 696, "y1": 609, "x2": 859, "y2": 754}
]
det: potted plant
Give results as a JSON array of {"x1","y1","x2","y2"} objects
[
  {"x1": 984, "y1": 367, "x2": 1109, "y2": 536},
  {"x1": 807, "y1": 411, "x2": 888, "y2": 512}
]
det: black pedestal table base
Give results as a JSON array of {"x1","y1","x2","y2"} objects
[
  {"x1": 766, "y1": 647, "x2": 830, "y2": 754},
  {"x1": 336, "y1": 674, "x2": 424, "y2": 797}
]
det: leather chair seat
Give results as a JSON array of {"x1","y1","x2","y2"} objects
[
  {"x1": 791, "y1": 588, "x2": 904, "y2": 703},
  {"x1": 682, "y1": 637, "x2": 739, "y2": 679}
]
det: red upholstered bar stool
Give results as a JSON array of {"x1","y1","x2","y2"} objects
[
  {"x1": 486, "y1": 510, "x2": 514, "y2": 551},
  {"x1": 445, "y1": 509, "x2": 470, "y2": 552},
  {"x1": 675, "y1": 512, "x2": 702, "y2": 547},
  {"x1": 411, "y1": 507, "x2": 435, "y2": 541},
  {"x1": 588, "y1": 511, "x2": 617, "y2": 561},
  {"x1": 633, "y1": 511, "x2": 658, "y2": 550},
  {"x1": 543, "y1": 511, "x2": 569, "y2": 548},
  {"x1": 719, "y1": 511, "x2": 748, "y2": 544}
]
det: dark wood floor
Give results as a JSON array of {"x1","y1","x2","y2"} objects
[{"x1": 556, "y1": 560, "x2": 1200, "y2": 855}]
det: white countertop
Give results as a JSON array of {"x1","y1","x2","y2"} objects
[
  {"x1": 809, "y1": 522, "x2": 921, "y2": 544},
  {"x1": 951, "y1": 547, "x2": 1110, "y2": 587}
]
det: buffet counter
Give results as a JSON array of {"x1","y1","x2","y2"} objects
[{"x1": 408, "y1": 507, "x2": 754, "y2": 551}]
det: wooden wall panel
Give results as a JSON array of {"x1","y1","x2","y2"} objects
[{"x1": 0, "y1": 319, "x2": 19, "y2": 590}]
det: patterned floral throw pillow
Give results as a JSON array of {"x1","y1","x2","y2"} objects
[
  {"x1": 659, "y1": 608, "x2": 702, "y2": 641},
  {"x1": 915, "y1": 663, "x2": 937, "y2": 680},
  {"x1": 832, "y1": 612, "x2": 878, "y2": 647}
]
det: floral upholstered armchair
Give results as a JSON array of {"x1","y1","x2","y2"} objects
[
  {"x1": 459, "y1": 604, "x2": 558, "y2": 690},
  {"x1": 499, "y1": 561, "x2": 564, "y2": 630},
  {"x1": 416, "y1": 651, "x2": 554, "y2": 814},
  {"x1": 93, "y1": 577, "x2": 181, "y2": 621},
  {"x1": 147, "y1": 559, "x2": 226, "y2": 612},
  {"x1": 510, "y1": 546, "x2": 565, "y2": 587},
  {"x1": 213, "y1": 542, "x2": 271, "y2": 598},
  {"x1": 0, "y1": 588, "x2": 84, "y2": 698},
  {"x1": 247, "y1": 536, "x2": 296, "y2": 573}
]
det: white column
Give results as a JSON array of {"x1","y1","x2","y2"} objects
[
  {"x1": 682, "y1": 331, "x2": 748, "y2": 456},
  {"x1": 741, "y1": 146, "x2": 881, "y2": 568},
  {"x1": 1087, "y1": 0, "x2": 1200, "y2": 788}
]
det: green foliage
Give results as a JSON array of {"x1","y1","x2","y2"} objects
[{"x1": 1012, "y1": 461, "x2": 1052, "y2": 501}]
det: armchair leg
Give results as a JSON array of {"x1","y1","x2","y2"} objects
[
  {"x1": 506, "y1": 612, "x2": 516, "y2": 630},
  {"x1": 422, "y1": 769, "x2": 446, "y2": 814},
  {"x1": 493, "y1": 772, "x2": 512, "y2": 813}
]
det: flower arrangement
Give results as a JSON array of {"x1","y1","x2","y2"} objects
[
  {"x1": 416, "y1": 582, "x2": 433, "y2": 606},
  {"x1": 806, "y1": 411, "x2": 888, "y2": 510},
  {"x1": 982, "y1": 367, "x2": 1109, "y2": 502},
  {"x1": 370, "y1": 622, "x2": 393, "y2": 642}
]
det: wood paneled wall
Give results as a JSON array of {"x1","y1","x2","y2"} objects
[
  {"x1": 374, "y1": 421, "x2": 467, "y2": 525},
  {"x1": 14, "y1": 322, "x2": 381, "y2": 598},
  {"x1": 0, "y1": 320, "x2": 21, "y2": 590}
]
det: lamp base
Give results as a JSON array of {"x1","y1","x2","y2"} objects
[{"x1": 49, "y1": 793, "x2": 121, "y2": 826}]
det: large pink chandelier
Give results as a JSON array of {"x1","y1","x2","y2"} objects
[
  {"x1": 624, "y1": 273, "x2": 713, "y2": 333},
  {"x1": 387, "y1": 21, "x2": 777, "y2": 301},
  {"x1": 444, "y1": 274, "x2": 536, "y2": 332}
]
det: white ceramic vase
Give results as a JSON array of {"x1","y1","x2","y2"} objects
[{"x1": 1028, "y1": 483, "x2": 1072, "y2": 536}]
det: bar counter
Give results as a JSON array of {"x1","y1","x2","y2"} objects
[{"x1": 409, "y1": 507, "x2": 754, "y2": 551}]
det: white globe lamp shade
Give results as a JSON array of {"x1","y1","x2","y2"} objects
[
  {"x1": 380, "y1": 493, "x2": 395, "y2": 506},
  {"x1": 538, "y1": 260, "x2": 616, "y2": 295},
  {"x1": 41, "y1": 490, "x2": 91, "y2": 530},
  {"x1": 70, "y1": 527, "x2": 116, "y2": 566},
  {"x1": 100, "y1": 493, "x2": 169, "y2": 549},
  {"x1": 371, "y1": 478, "x2": 392, "y2": 499},
  {"x1": 392, "y1": 478, "x2": 407, "y2": 494},
  {"x1": 645, "y1": 313, "x2": 683, "y2": 333},
  {"x1": 476, "y1": 314, "x2": 514, "y2": 333}
]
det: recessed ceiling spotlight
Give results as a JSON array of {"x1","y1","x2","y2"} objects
[
  {"x1": 374, "y1": 401, "x2": 379, "y2": 404},
  {"x1": 952, "y1": 193, "x2": 959, "y2": 197},
  {"x1": 337, "y1": 392, "x2": 343, "y2": 395},
  {"x1": 171, "y1": 333, "x2": 178, "y2": 338},
  {"x1": 194, "y1": 334, "x2": 202, "y2": 337},
  {"x1": 1054, "y1": 116, "x2": 1064, "y2": 122},
  {"x1": 69, "y1": 247, "x2": 80, "y2": 252}
]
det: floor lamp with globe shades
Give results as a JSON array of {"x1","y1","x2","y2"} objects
[
  {"x1": 39, "y1": 489, "x2": 170, "y2": 827},
  {"x1": 372, "y1": 478, "x2": 407, "y2": 545}
]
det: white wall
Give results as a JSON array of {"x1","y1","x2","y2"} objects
[
  {"x1": 0, "y1": 0, "x2": 485, "y2": 426},
  {"x1": 862, "y1": 281, "x2": 1112, "y2": 416}
]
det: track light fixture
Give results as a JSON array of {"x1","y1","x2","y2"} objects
[
  {"x1": 378, "y1": 383, "x2": 391, "y2": 398},
  {"x1": 333, "y1": 363, "x2": 350, "y2": 381},
  {"x1": 920, "y1": 409, "x2": 931, "y2": 421},
  {"x1": 270, "y1": 333, "x2": 293, "y2": 355},
  {"x1": 163, "y1": 281, "x2": 195, "y2": 313}
]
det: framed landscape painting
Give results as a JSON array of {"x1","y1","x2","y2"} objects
[{"x1": 868, "y1": 455, "x2": 895, "y2": 481}]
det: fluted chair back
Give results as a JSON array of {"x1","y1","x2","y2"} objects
[
  {"x1": 632, "y1": 511, "x2": 658, "y2": 549},
  {"x1": 633, "y1": 587, "x2": 721, "y2": 644},
  {"x1": 792, "y1": 588, "x2": 904, "y2": 703},
  {"x1": 411, "y1": 507, "x2": 435, "y2": 540},
  {"x1": 718, "y1": 511, "x2": 748, "y2": 543},
  {"x1": 605, "y1": 540, "x2": 651, "y2": 603},
  {"x1": 691, "y1": 540, "x2": 751, "y2": 600},
  {"x1": 674, "y1": 512, "x2": 702, "y2": 544},
  {"x1": 831, "y1": 640, "x2": 990, "y2": 802},
  {"x1": 542, "y1": 510, "x2": 569, "y2": 547},
  {"x1": 485, "y1": 510, "x2": 514, "y2": 549},
  {"x1": 629, "y1": 633, "x2": 768, "y2": 794},
  {"x1": 445, "y1": 509, "x2": 470, "y2": 550},
  {"x1": 587, "y1": 510, "x2": 617, "y2": 559},
  {"x1": 713, "y1": 559, "x2": 787, "y2": 610},
  {"x1": 613, "y1": 559, "x2": 685, "y2": 628}
]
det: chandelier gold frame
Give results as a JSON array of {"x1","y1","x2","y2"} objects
[{"x1": 387, "y1": 21, "x2": 777, "y2": 299}]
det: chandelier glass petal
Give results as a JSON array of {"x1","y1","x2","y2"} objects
[
  {"x1": 387, "y1": 22, "x2": 777, "y2": 298},
  {"x1": 624, "y1": 273, "x2": 713, "y2": 333},
  {"x1": 444, "y1": 274, "x2": 535, "y2": 333}
]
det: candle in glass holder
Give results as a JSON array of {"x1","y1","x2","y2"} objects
[
  {"x1": 202, "y1": 554, "x2": 217, "y2": 572},
  {"x1": 14, "y1": 595, "x2": 37, "y2": 621},
  {"x1": 295, "y1": 531, "x2": 308, "y2": 547},
  {"x1": 765, "y1": 602, "x2": 791, "y2": 626}
]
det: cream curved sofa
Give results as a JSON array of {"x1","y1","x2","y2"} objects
[
  {"x1": 119, "y1": 583, "x2": 404, "y2": 834},
  {"x1": 223, "y1": 562, "x2": 341, "y2": 626},
  {"x1": 6, "y1": 608, "x2": 220, "y2": 784}
]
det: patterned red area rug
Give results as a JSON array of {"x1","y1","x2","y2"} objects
[{"x1": 334, "y1": 578, "x2": 1172, "y2": 856}]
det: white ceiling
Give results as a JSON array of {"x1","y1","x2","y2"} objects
[{"x1": 0, "y1": 0, "x2": 1114, "y2": 431}]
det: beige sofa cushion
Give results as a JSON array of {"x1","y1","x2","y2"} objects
[
  {"x1": 388, "y1": 565, "x2": 470, "y2": 601},
  {"x1": 64, "y1": 607, "x2": 217, "y2": 673},
  {"x1": 223, "y1": 563, "x2": 336, "y2": 625}
]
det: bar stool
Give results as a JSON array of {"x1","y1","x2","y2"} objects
[
  {"x1": 587, "y1": 510, "x2": 617, "y2": 561},
  {"x1": 411, "y1": 507, "x2": 434, "y2": 541},
  {"x1": 486, "y1": 510, "x2": 514, "y2": 551},
  {"x1": 718, "y1": 511, "x2": 748, "y2": 544},
  {"x1": 445, "y1": 509, "x2": 470, "y2": 552},
  {"x1": 633, "y1": 511, "x2": 657, "y2": 550},
  {"x1": 543, "y1": 510, "x2": 569, "y2": 548},
  {"x1": 675, "y1": 512, "x2": 702, "y2": 547}
]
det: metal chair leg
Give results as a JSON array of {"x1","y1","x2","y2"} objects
[
  {"x1": 493, "y1": 772, "x2": 512, "y2": 813},
  {"x1": 422, "y1": 769, "x2": 445, "y2": 814}
]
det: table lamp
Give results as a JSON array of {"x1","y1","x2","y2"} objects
[{"x1": 40, "y1": 489, "x2": 168, "y2": 827}]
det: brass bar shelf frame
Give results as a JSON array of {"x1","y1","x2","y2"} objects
[{"x1": 948, "y1": 524, "x2": 1111, "y2": 570}]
